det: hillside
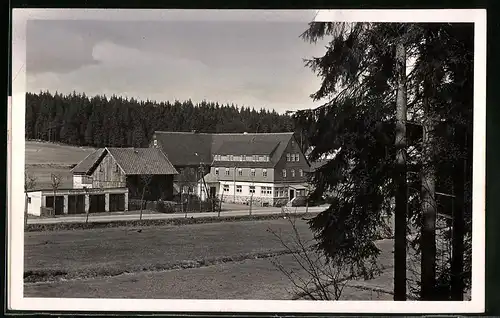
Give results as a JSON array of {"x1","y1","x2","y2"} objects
[{"x1": 25, "y1": 141, "x2": 96, "y2": 190}]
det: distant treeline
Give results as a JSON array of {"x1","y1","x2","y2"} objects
[{"x1": 25, "y1": 91, "x2": 296, "y2": 148}]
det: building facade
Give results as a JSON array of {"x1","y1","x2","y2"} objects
[{"x1": 151, "y1": 131, "x2": 311, "y2": 207}]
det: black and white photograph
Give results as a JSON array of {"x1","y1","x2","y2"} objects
[{"x1": 8, "y1": 9, "x2": 486, "y2": 313}]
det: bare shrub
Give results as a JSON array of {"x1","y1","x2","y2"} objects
[{"x1": 268, "y1": 208, "x2": 382, "y2": 300}]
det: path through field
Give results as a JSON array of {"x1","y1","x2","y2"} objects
[{"x1": 24, "y1": 218, "x2": 396, "y2": 300}]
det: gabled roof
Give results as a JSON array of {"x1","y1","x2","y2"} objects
[
  {"x1": 71, "y1": 147, "x2": 178, "y2": 176},
  {"x1": 107, "y1": 148, "x2": 178, "y2": 175},
  {"x1": 153, "y1": 131, "x2": 295, "y2": 168},
  {"x1": 71, "y1": 148, "x2": 106, "y2": 174}
]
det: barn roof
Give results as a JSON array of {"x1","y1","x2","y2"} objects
[
  {"x1": 71, "y1": 148, "x2": 106, "y2": 174},
  {"x1": 107, "y1": 148, "x2": 178, "y2": 175},
  {"x1": 152, "y1": 131, "x2": 295, "y2": 168},
  {"x1": 71, "y1": 148, "x2": 178, "y2": 176}
]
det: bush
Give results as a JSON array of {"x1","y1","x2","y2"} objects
[{"x1": 156, "y1": 200, "x2": 176, "y2": 214}]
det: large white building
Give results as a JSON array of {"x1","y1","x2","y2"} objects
[{"x1": 151, "y1": 131, "x2": 312, "y2": 207}]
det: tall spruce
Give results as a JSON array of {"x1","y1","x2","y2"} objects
[{"x1": 295, "y1": 22, "x2": 473, "y2": 300}]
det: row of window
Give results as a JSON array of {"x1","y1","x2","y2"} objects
[
  {"x1": 223, "y1": 185, "x2": 279, "y2": 196},
  {"x1": 216, "y1": 168, "x2": 266, "y2": 177},
  {"x1": 286, "y1": 153, "x2": 300, "y2": 162},
  {"x1": 213, "y1": 154, "x2": 270, "y2": 162},
  {"x1": 282, "y1": 169, "x2": 303, "y2": 178},
  {"x1": 215, "y1": 168, "x2": 304, "y2": 178}
]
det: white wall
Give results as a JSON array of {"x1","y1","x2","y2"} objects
[
  {"x1": 26, "y1": 191, "x2": 42, "y2": 216},
  {"x1": 218, "y1": 181, "x2": 275, "y2": 198}
]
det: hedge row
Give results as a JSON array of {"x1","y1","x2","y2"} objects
[{"x1": 26, "y1": 212, "x2": 318, "y2": 232}]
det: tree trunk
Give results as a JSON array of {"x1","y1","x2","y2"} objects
[
  {"x1": 450, "y1": 126, "x2": 466, "y2": 300},
  {"x1": 393, "y1": 41, "x2": 408, "y2": 301},
  {"x1": 420, "y1": 101, "x2": 437, "y2": 300},
  {"x1": 140, "y1": 186, "x2": 146, "y2": 221},
  {"x1": 249, "y1": 192, "x2": 253, "y2": 215},
  {"x1": 24, "y1": 193, "x2": 28, "y2": 229}
]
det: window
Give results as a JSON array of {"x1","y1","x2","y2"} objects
[
  {"x1": 282, "y1": 169, "x2": 287, "y2": 178},
  {"x1": 225, "y1": 168, "x2": 230, "y2": 176},
  {"x1": 28, "y1": 197, "x2": 31, "y2": 204},
  {"x1": 249, "y1": 186, "x2": 256, "y2": 194},
  {"x1": 229, "y1": 155, "x2": 233, "y2": 161},
  {"x1": 153, "y1": 139, "x2": 157, "y2": 147},
  {"x1": 99, "y1": 165, "x2": 103, "y2": 172},
  {"x1": 115, "y1": 164, "x2": 120, "y2": 173},
  {"x1": 236, "y1": 185, "x2": 242, "y2": 193},
  {"x1": 291, "y1": 154, "x2": 295, "y2": 162},
  {"x1": 286, "y1": 153, "x2": 290, "y2": 161},
  {"x1": 223, "y1": 185, "x2": 230, "y2": 192},
  {"x1": 291, "y1": 169, "x2": 295, "y2": 177},
  {"x1": 215, "y1": 168, "x2": 219, "y2": 175},
  {"x1": 265, "y1": 155, "x2": 270, "y2": 162},
  {"x1": 262, "y1": 169, "x2": 267, "y2": 177},
  {"x1": 250, "y1": 169, "x2": 256, "y2": 177},
  {"x1": 253, "y1": 155, "x2": 258, "y2": 162},
  {"x1": 242, "y1": 155, "x2": 247, "y2": 161},
  {"x1": 296, "y1": 154, "x2": 300, "y2": 161},
  {"x1": 291, "y1": 140, "x2": 295, "y2": 146},
  {"x1": 238, "y1": 168, "x2": 243, "y2": 176},
  {"x1": 261, "y1": 186, "x2": 272, "y2": 195},
  {"x1": 259, "y1": 155, "x2": 264, "y2": 162},
  {"x1": 299, "y1": 169, "x2": 303, "y2": 177}
]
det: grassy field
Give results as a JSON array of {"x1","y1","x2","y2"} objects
[
  {"x1": 25, "y1": 140, "x2": 96, "y2": 165},
  {"x1": 25, "y1": 141, "x2": 96, "y2": 190},
  {"x1": 24, "y1": 218, "x2": 396, "y2": 299}
]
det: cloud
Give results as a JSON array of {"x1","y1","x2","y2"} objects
[
  {"x1": 24, "y1": 16, "x2": 329, "y2": 112},
  {"x1": 26, "y1": 20, "x2": 100, "y2": 74}
]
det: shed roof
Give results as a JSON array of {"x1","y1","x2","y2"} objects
[
  {"x1": 107, "y1": 148, "x2": 178, "y2": 175},
  {"x1": 72, "y1": 147, "x2": 178, "y2": 176}
]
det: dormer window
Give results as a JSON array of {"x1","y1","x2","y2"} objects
[
  {"x1": 242, "y1": 155, "x2": 247, "y2": 161},
  {"x1": 229, "y1": 155, "x2": 233, "y2": 161},
  {"x1": 250, "y1": 169, "x2": 256, "y2": 177},
  {"x1": 153, "y1": 139, "x2": 158, "y2": 147},
  {"x1": 238, "y1": 168, "x2": 243, "y2": 176},
  {"x1": 225, "y1": 168, "x2": 230, "y2": 176},
  {"x1": 286, "y1": 153, "x2": 290, "y2": 162}
]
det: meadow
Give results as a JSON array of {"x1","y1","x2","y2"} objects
[
  {"x1": 24, "y1": 218, "x2": 395, "y2": 300},
  {"x1": 25, "y1": 140, "x2": 96, "y2": 189}
]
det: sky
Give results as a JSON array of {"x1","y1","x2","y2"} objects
[{"x1": 24, "y1": 10, "x2": 330, "y2": 113}]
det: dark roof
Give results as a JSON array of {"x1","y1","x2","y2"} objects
[
  {"x1": 211, "y1": 161, "x2": 275, "y2": 168},
  {"x1": 153, "y1": 131, "x2": 295, "y2": 168},
  {"x1": 107, "y1": 148, "x2": 178, "y2": 175},
  {"x1": 153, "y1": 132, "x2": 213, "y2": 166},
  {"x1": 215, "y1": 141, "x2": 278, "y2": 156},
  {"x1": 72, "y1": 148, "x2": 178, "y2": 176},
  {"x1": 72, "y1": 148, "x2": 106, "y2": 174}
]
